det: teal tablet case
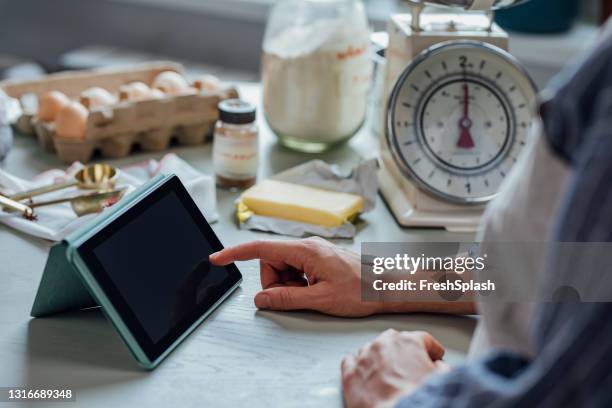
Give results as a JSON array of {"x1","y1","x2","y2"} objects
[
  {"x1": 30, "y1": 173, "x2": 242, "y2": 369},
  {"x1": 30, "y1": 241, "x2": 96, "y2": 317},
  {"x1": 30, "y1": 174, "x2": 168, "y2": 318}
]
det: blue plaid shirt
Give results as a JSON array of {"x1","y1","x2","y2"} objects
[{"x1": 397, "y1": 35, "x2": 612, "y2": 407}]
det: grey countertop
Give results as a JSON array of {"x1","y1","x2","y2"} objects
[{"x1": 0, "y1": 83, "x2": 475, "y2": 407}]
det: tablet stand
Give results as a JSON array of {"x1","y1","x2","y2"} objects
[
  {"x1": 30, "y1": 174, "x2": 168, "y2": 318},
  {"x1": 30, "y1": 242, "x2": 97, "y2": 317}
]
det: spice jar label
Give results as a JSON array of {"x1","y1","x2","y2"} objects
[{"x1": 213, "y1": 133, "x2": 258, "y2": 179}]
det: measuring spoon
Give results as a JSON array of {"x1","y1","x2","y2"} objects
[
  {"x1": 28, "y1": 188, "x2": 126, "y2": 217},
  {"x1": 10, "y1": 164, "x2": 117, "y2": 202},
  {"x1": 0, "y1": 194, "x2": 36, "y2": 220}
]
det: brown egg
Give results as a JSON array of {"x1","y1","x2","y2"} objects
[
  {"x1": 55, "y1": 101, "x2": 88, "y2": 139},
  {"x1": 118, "y1": 81, "x2": 151, "y2": 101},
  {"x1": 37, "y1": 91, "x2": 70, "y2": 122},
  {"x1": 152, "y1": 71, "x2": 191, "y2": 95},
  {"x1": 193, "y1": 75, "x2": 222, "y2": 92},
  {"x1": 80, "y1": 87, "x2": 116, "y2": 110}
]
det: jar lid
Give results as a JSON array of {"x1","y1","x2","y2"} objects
[{"x1": 218, "y1": 99, "x2": 256, "y2": 125}]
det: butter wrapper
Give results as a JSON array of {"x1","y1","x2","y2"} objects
[{"x1": 238, "y1": 159, "x2": 377, "y2": 238}]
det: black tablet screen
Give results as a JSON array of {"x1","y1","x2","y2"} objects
[{"x1": 78, "y1": 176, "x2": 241, "y2": 361}]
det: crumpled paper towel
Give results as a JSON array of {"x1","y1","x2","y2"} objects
[
  {"x1": 239, "y1": 159, "x2": 378, "y2": 239},
  {"x1": 0, "y1": 153, "x2": 217, "y2": 241}
]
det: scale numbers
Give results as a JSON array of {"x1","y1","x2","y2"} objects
[{"x1": 387, "y1": 41, "x2": 537, "y2": 203}]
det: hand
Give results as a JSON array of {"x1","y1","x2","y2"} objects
[
  {"x1": 341, "y1": 330, "x2": 450, "y2": 408},
  {"x1": 210, "y1": 237, "x2": 476, "y2": 317},
  {"x1": 210, "y1": 237, "x2": 380, "y2": 317}
]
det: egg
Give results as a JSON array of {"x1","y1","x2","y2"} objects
[
  {"x1": 55, "y1": 101, "x2": 88, "y2": 140},
  {"x1": 148, "y1": 89, "x2": 166, "y2": 99},
  {"x1": 37, "y1": 91, "x2": 70, "y2": 122},
  {"x1": 80, "y1": 87, "x2": 116, "y2": 110},
  {"x1": 193, "y1": 75, "x2": 222, "y2": 92},
  {"x1": 152, "y1": 71, "x2": 191, "y2": 95},
  {"x1": 118, "y1": 81, "x2": 151, "y2": 101}
]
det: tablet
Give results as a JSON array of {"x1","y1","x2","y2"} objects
[{"x1": 67, "y1": 174, "x2": 242, "y2": 369}]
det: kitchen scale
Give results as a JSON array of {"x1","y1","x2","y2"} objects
[{"x1": 379, "y1": 0, "x2": 537, "y2": 232}]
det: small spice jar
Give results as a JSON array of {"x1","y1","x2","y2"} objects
[{"x1": 213, "y1": 99, "x2": 258, "y2": 189}]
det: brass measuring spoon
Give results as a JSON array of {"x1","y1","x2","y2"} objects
[
  {"x1": 28, "y1": 188, "x2": 127, "y2": 217},
  {"x1": 10, "y1": 164, "x2": 118, "y2": 202},
  {"x1": 0, "y1": 194, "x2": 36, "y2": 220}
]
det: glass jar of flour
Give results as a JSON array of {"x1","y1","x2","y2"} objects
[{"x1": 262, "y1": 0, "x2": 372, "y2": 153}]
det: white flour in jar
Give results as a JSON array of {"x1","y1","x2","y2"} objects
[{"x1": 262, "y1": 16, "x2": 372, "y2": 143}]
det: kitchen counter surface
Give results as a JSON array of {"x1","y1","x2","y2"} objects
[{"x1": 0, "y1": 83, "x2": 476, "y2": 407}]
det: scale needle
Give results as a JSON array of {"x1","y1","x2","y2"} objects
[{"x1": 457, "y1": 83, "x2": 476, "y2": 149}]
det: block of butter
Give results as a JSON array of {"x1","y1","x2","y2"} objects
[{"x1": 238, "y1": 179, "x2": 364, "y2": 228}]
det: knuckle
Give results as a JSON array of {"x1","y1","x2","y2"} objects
[
  {"x1": 341, "y1": 370, "x2": 354, "y2": 387},
  {"x1": 399, "y1": 332, "x2": 417, "y2": 342},
  {"x1": 359, "y1": 341, "x2": 373, "y2": 354},
  {"x1": 302, "y1": 237, "x2": 317, "y2": 244},
  {"x1": 277, "y1": 289, "x2": 293, "y2": 309},
  {"x1": 356, "y1": 354, "x2": 369, "y2": 368},
  {"x1": 250, "y1": 240, "x2": 267, "y2": 254},
  {"x1": 301, "y1": 238, "x2": 318, "y2": 251},
  {"x1": 410, "y1": 330, "x2": 432, "y2": 343},
  {"x1": 306, "y1": 236, "x2": 326, "y2": 244},
  {"x1": 302, "y1": 236, "x2": 328, "y2": 251},
  {"x1": 370, "y1": 341, "x2": 382, "y2": 352},
  {"x1": 341, "y1": 359, "x2": 355, "y2": 383},
  {"x1": 382, "y1": 328, "x2": 399, "y2": 337},
  {"x1": 341, "y1": 363, "x2": 353, "y2": 379}
]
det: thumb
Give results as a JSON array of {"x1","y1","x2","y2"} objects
[
  {"x1": 408, "y1": 331, "x2": 445, "y2": 361},
  {"x1": 254, "y1": 286, "x2": 320, "y2": 311}
]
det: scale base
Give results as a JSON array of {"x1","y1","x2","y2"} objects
[{"x1": 378, "y1": 163, "x2": 482, "y2": 233}]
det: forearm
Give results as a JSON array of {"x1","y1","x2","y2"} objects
[
  {"x1": 376, "y1": 300, "x2": 476, "y2": 315},
  {"x1": 371, "y1": 269, "x2": 478, "y2": 315}
]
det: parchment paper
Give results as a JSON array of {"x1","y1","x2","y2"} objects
[{"x1": 239, "y1": 159, "x2": 378, "y2": 238}]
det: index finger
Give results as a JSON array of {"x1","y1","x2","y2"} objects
[{"x1": 209, "y1": 240, "x2": 307, "y2": 270}]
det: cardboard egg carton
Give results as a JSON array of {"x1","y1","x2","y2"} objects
[{"x1": 0, "y1": 61, "x2": 238, "y2": 163}]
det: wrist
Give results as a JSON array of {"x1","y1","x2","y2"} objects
[{"x1": 375, "y1": 300, "x2": 476, "y2": 315}]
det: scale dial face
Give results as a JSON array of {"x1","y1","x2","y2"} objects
[{"x1": 387, "y1": 41, "x2": 537, "y2": 204}]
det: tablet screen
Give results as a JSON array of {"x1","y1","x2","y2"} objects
[{"x1": 78, "y1": 176, "x2": 241, "y2": 362}]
